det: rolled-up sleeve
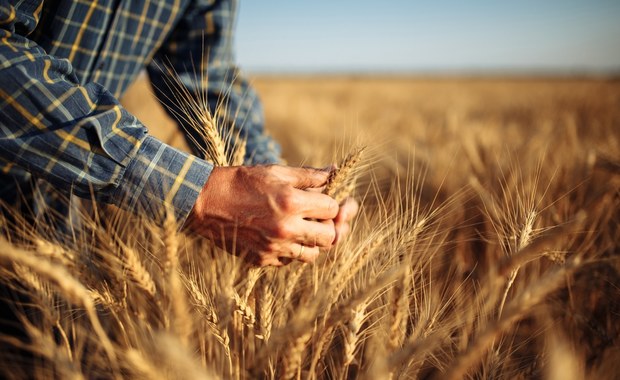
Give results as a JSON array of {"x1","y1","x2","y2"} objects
[{"x1": 108, "y1": 136, "x2": 212, "y2": 224}]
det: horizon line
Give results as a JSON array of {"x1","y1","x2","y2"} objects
[{"x1": 243, "y1": 66, "x2": 620, "y2": 78}]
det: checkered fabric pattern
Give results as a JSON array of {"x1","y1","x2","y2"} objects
[{"x1": 0, "y1": 0, "x2": 280, "y2": 224}]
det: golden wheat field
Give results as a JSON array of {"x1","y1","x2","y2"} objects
[{"x1": 0, "y1": 75, "x2": 619, "y2": 379}]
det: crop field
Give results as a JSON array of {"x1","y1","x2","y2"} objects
[{"x1": 0, "y1": 75, "x2": 618, "y2": 379}]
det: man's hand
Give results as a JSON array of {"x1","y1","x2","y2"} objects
[{"x1": 186, "y1": 165, "x2": 343, "y2": 266}]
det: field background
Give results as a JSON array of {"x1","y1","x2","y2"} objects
[
  {"x1": 123, "y1": 75, "x2": 619, "y2": 164},
  {"x1": 1, "y1": 75, "x2": 617, "y2": 379}
]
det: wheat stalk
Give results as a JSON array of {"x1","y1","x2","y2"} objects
[
  {"x1": 162, "y1": 213, "x2": 192, "y2": 347},
  {"x1": 0, "y1": 242, "x2": 121, "y2": 379}
]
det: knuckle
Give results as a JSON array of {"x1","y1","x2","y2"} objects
[
  {"x1": 265, "y1": 240, "x2": 280, "y2": 253},
  {"x1": 315, "y1": 230, "x2": 335, "y2": 249},
  {"x1": 265, "y1": 164, "x2": 278, "y2": 175},
  {"x1": 275, "y1": 187, "x2": 295, "y2": 212},
  {"x1": 311, "y1": 169, "x2": 328, "y2": 183},
  {"x1": 271, "y1": 222, "x2": 291, "y2": 239},
  {"x1": 266, "y1": 165, "x2": 286, "y2": 181},
  {"x1": 237, "y1": 166, "x2": 254, "y2": 181}
]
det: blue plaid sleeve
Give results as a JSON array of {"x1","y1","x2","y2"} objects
[
  {"x1": 0, "y1": 1, "x2": 212, "y2": 223},
  {"x1": 147, "y1": 0, "x2": 282, "y2": 165},
  {"x1": 108, "y1": 136, "x2": 212, "y2": 224}
]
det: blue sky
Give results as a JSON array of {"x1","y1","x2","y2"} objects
[{"x1": 236, "y1": 0, "x2": 620, "y2": 73}]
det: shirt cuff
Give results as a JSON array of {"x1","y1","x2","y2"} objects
[{"x1": 109, "y1": 136, "x2": 213, "y2": 226}]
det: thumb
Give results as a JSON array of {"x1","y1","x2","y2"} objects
[{"x1": 290, "y1": 166, "x2": 332, "y2": 189}]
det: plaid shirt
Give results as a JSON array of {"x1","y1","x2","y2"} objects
[{"x1": 0, "y1": 0, "x2": 280, "y2": 223}]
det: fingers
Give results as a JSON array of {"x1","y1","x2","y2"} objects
[
  {"x1": 295, "y1": 218, "x2": 336, "y2": 248},
  {"x1": 258, "y1": 218, "x2": 333, "y2": 267},
  {"x1": 291, "y1": 188, "x2": 339, "y2": 219},
  {"x1": 286, "y1": 195, "x2": 357, "y2": 247},
  {"x1": 335, "y1": 197, "x2": 359, "y2": 224},
  {"x1": 257, "y1": 242, "x2": 321, "y2": 267},
  {"x1": 282, "y1": 243, "x2": 320, "y2": 264},
  {"x1": 258, "y1": 203, "x2": 354, "y2": 266}
]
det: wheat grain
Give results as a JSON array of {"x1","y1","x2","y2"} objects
[
  {"x1": 343, "y1": 301, "x2": 367, "y2": 368},
  {"x1": 232, "y1": 290, "x2": 256, "y2": 329}
]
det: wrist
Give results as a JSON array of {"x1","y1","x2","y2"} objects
[{"x1": 186, "y1": 166, "x2": 236, "y2": 231}]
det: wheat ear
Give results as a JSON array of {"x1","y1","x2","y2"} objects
[
  {"x1": 256, "y1": 279, "x2": 275, "y2": 343},
  {"x1": 156, "y1": 64, "x2": 229, "y2": 166},
  {"x1": 33, "y1": 238, "x2": 75, "y2": 268},
  {"x1": 231, "y1": 137, "x2": 247, "y2": 166},
  {"x1": 343, "y1": 301, "x2": 368, "y2": 368},
  {"x1": 389, "y1": 267, "x2": 411, "y2": 350},
  {"x1": 232, "y1": 290, "x2": 256, "y2": 329},
  {"x1": 119, "y1": 244, "x2": 156, "y2": 297},
  {"x1": 324, "y1": 147, "x2": 365, "y2": 203},
  {"x1": 281, "y1": 331, "x2": 312, "y2": 380}
]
